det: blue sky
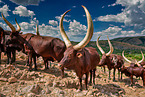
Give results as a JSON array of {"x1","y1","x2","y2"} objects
[{"x1": 0, "y1": 0, "x2": 145, "y2": 41}]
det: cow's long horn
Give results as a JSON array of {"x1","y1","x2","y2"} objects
[
  {"x1": 73, "y1": 5, "x2": 94, "y2": 50},
  {"x1": 96, "y1": 36, "x2": 105, "y2": 54},
  {"x1": 106, "y1": 36, "x2": 114, "y2": 56},
  {"x1": 36, "y1": 24, "x2": 40, "y2": 36},
  {"x1": 137, "y1": 51, "x2": 144, "y2": 64},
  {"x1": 135, "y1": 59, "x2": 141, "y2": 66},
  {"x1": 15, "y1": 18, "x2": 21, "y2": 32},
  {"x1": 122, "y1": 51, "x2": 131, "y2": 63},
  {"x1": 1, "y1": 13, "x2": 16, "y2": 33},
  {"x1": 59, "y1": 9, "x2": 72, "y2": 48}
]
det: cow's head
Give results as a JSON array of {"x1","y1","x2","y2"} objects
[
  {"x1": 1, "y1": 13, "x2": 21, "y2": 37},
  {"x1": 122, "y1": 51, "x2": 144, "y2": 67},
  {"x1": 1, "y1": 13, "x2": 32, "y2": 51},
  {"x1": 96, "y1": 36, "x2": 114, "y2": 65},
  {"x1": 59, "y1": 5, "x2": 93, "y2": 68}
]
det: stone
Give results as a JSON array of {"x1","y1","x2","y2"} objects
[
  {"x1": 0, "y1": 78, "x2": 8, "y2": 82},
  {"x1": 27, "y1": 93, "x2": 36, "y2": 97},
  {"x1": 20, "y1": 73, "x2": 27, "y2": 80},
  {"x1": 8, "y1": 77, "x2": 17, "y2": 83},
  {"x1": 31, "y1": 84, "x2": 41, "y2": 94}
]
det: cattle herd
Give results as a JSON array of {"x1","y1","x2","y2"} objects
[{"x1": 0, "y1": 5, "x2": 145, "y2": 91}]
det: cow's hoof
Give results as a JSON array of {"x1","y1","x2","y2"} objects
[
  {"x1": 28, "y1": 68, "x2": 32, "y2": 71},
  {"x1": 33, "y1": 68, "x2": 38, "y2": 71},
  {"x1": 113, "y1": 79, "x2": 117, "y2": 82},
  {"x1": 88, "y1": 82, "x2": 92, "y2": 86}
]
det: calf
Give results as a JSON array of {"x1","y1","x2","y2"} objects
[{"x1": 59, "y1": 6, "x2": 100, "y2": 90}]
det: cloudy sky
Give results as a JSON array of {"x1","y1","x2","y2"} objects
[{"x1": 0, "y1": 0, "x2": 145, "y2": 41}]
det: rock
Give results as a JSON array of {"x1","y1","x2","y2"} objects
[
  {"x1": 6, "y1": 65, "x2": 15, "y2": 70},
  {"x1": 19, "y1": 81, "x2": 25, "y2": 85},
  {"x1": 27, "y1": 93, "x2": 36, "y2": 97},
  {"x1": 8, "y1": 77, "x2": 17, "y2": 83},
  {"x1": 46, "y1": 88, "x2": 51, "y2": 94},
  {"x1": 29, "y1": 71, "x2": 35, "y2": 76},
  {"x1": 14, "y1": 71, "x2": 22, "y2": 78},
  {"x1": 20, "y1": 73, "x2": 27, "y2": 80},
  {"x1": 31, "y1": 84, "x2": 41, "y2": 94},
  {"x1": 53, "y1": 81, "x2": 60, "y2": 87},
  {"x1": 0, "y1": 78, "x2": 8, "y2": 82}
]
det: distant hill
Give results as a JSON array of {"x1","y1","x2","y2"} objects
[
  {"x1": 112, "y1": 36, "x2": 145, "y2": 47},
  {"x1": 72, "y1": 36, "x2": 145, "y2": 55}
]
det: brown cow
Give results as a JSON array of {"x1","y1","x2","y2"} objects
[
  {"x1": 121, "y1": 51, "x2": 145, "y2": 86},
  {"x1": 0, "y1": 26, "x2": 24, "y2": 64},
  {"x1": 2, "y1": 14, "x2": 66, "y2": 71},
  {"x1": 58, "y1": 5, "x2": 100, "y2": 91},
  {"x1": 111, "y1": 54, "x2": 124, "y2": 81},
  {"x1": 97, "y1": 36, "x2": 124, "y2": 81}
]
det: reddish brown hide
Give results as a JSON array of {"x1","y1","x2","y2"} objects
[
  {"x1": 2, "y1": 14, "x2": 66, "y2": 71},
  {"x1": 59, "y1": 6, "x2": 100, "y2": 91},
  {"x1": 0, "y1": 26, "x2": 24, "y2": 64},
  {"x1": 121, "y1": 65, "x2": 145, "y2": 87}
]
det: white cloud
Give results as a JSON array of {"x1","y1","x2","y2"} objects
[
  {"x1": 9, "y1": 0, "x2": 44, "y2": 6},
  {"x1": 55, "y1": 15, "x2": 71, "y2": 22},
  {"x1": 0, "y1": 5, "x2": 10, "y2": 17},
  {"x1": 97, "y1": 0, "x2": 145, "y2": 28},
  {"x1": 49, "y1": 20, "x2": 58, "y2": 26},
  {"x1": 13, "y1": 5, "x2": 35, "y2": 18}
]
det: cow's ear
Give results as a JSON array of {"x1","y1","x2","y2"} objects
[{"x1": 77, "y1": 53, "x2": 82, "y2": 58}]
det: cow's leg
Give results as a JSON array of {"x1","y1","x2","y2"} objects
[
  {"x1": 11, "y1": 50, "x2": 16, "y2": 63},
  {"x1": 142, "y1": 74, "x2": 145, "y2": 87},
  {"x1": 61, "y1": 68, "x2": 64, "y2": 78},
  {"x1": 113, "y1": 68, "x2": 116, "y2": 81},
  {"x1": 130, "y1": 75, "x2": 133, "y2": 86},
  {"x1": 0, "y1": 52, "x2": 1, "y2": 64},
  {"x1": 103, "y1": 65, "x2": 106, "y2": 73},
  {"x1": 108, "y1": 70, "x2": 111, "y2": 80},
  {"x1": 121, "y1": 72, "x2": 123, "y2": 80},
  {"x1": 93, "y1": 68, "x2": 96, "y2": 88},
  {"x1": 28, "y1": 53, "x2": 32, "y2": 71},
  {"x1": 118, "y1": 69, "x2": 120, "y2": 80},
  {"x1": 33, "y1": 55, "x2": 37, "y2": 71},
  {"x1": 79, "y1": 78, "x2": 82, "y2": 91},
  {"x1": 85, "y1": 72, "x2": 89, "y2": 90},
  {"x1": 25, "y1": 56, "x2": 30, "y2": 66},
  {"x1": 7, "y1": 51, "x2": 11, "y2": 64},
  {"x1": 89, "y1": 70, "x2": 92, "y2": 85}
]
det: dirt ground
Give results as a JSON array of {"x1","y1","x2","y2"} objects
[{"x1": 0, "y1": 52, "x2": 145, "y2": 97}]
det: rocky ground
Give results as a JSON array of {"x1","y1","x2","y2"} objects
[{"x1": 0, "y1": 52, "x2": 145, "y2": 97}]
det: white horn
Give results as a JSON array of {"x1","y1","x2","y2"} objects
[
  {"x1": 122, "y1": 51, "x2": 132, "y2": 63},
  {"x1": 1, "y1": 13, "x2": 16, "y2": 33},
  {"x1": 36, "y1": 24, "x2": 40, "y2": 36},
  {"x1": 137, "y1": 51, "x2": 144, "y2": 64},
  {"x1": 73, "y1": 5, "x2": 94, "y2": 50},
  {"x1": 59, "y1": 9, "x2": 72, "y2": 48},
  {"x1": 106, "y1": 36, "x2": 114, "y2": 56},
  {"x1": 96, "y1": 36, "x2": 105, "y2": 54},
  {"x1": 15, "y1": 18, "x2": 21, "y2": 32}
]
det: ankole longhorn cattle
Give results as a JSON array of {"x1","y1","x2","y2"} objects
[
  {"x1": 59, "y1": 5, "x2": 100, "y2": 91},
  {"x1": 97, "y1": 36, "x2": 124, "y2": 81},
  {"x1": 2, "y1": 13, "x2": 66, "y2": 71},
  {"x1": 121, "y1": 51, "x2": 145, "y2": 86},
  {"x1": 0, "y1": 25, "x2": 24, "y2": 64}
]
